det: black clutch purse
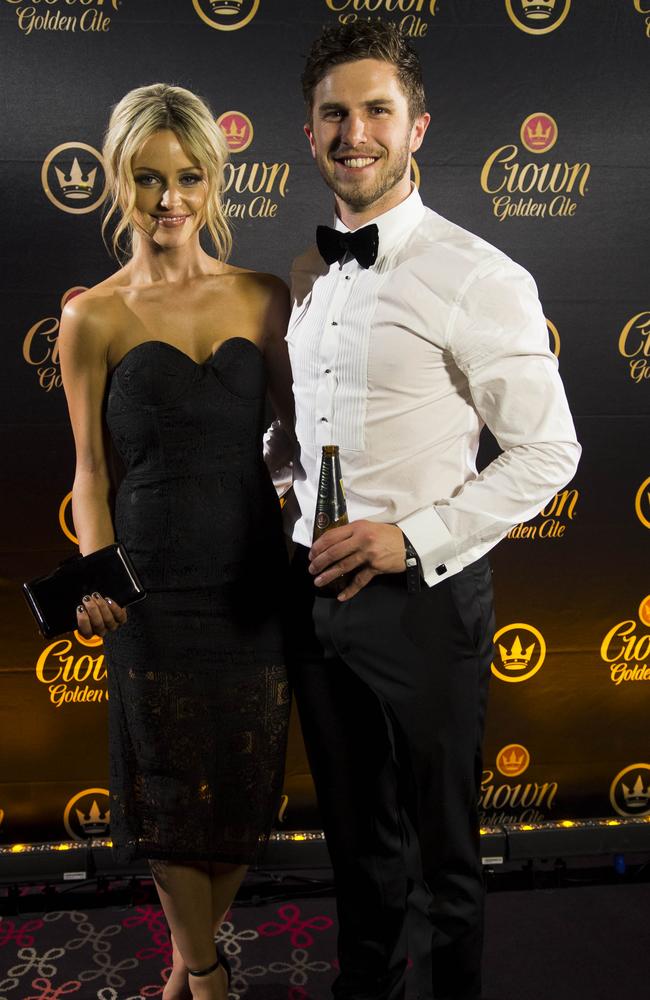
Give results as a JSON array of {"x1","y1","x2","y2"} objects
[{"x1": 23, "y1": 543, "x2": 146, "y2": 639}]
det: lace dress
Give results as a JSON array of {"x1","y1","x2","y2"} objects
[{"x1": 103, "y1": 336, "x2": 290, "y2": 863}]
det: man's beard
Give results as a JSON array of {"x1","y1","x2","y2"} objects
[{"x1": 317, "y1": 139, "x2": 411, "y2": 212}]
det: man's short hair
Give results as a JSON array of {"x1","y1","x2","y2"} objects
[{"x1": 302, "y1": 21, "x2": 427, "y2": 122}]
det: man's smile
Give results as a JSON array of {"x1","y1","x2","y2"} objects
[
  {"x1": 338, "y1": 157, "x2": 377, "y2": 168},
  {"x1": 332, "y1": 152, "x2": 381, "y2": 172}
]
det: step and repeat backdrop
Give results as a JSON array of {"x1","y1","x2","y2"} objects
[{"x1": 1, "y1": 0, "x2": 649, "y2": 848}]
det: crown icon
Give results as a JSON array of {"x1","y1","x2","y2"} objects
[
  {"x1": 622, "y1": 774, "x2": 650, "y2": 810},
  {"x1": 223, "y1": 118, "x2": 247, "y2": 141},
  {"x1": 210, "y1": 0, "x2": 243, "y2": 15},
  {"x1": 498, "y1": 634, "x2": 535, "y2": 671},
  {"x1": 75, "y1": 799, "x2": 110, "y2": 836},
  {"x1": 499, "y1": 747, "x2": 527, "y2": 774},
  {"x1": 526, "y1": 118, "x2": 553, "y2": 148},
  {"x1": 54, "y1": 157, "x2": 97, "y2": 199},
  {"x1": 521, "y1": 0, "x2": 556, "y2": 18}
]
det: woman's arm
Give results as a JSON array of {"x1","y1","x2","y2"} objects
[
  {"x1": 260, "y1": 275, "x2": 294, "y2": 432},
  {"x1": 257, "y1": 276, "x2": 297, "y2": 494},
  {"x1": 59, "y1": 294, "x2": 115, "y2": 555},
  {"x1": 59, "y1": 293, "x2": 126, "y2": 636}
]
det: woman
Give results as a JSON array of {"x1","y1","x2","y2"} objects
[{"x1": 59, "y1": 83, "x2": 293, "y2": 1000}]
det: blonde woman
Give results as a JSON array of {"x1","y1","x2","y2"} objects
[{"x1": 59, "y1": 84, "x2": 293, "y2": 1000}]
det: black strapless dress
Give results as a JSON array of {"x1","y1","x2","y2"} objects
[{"x1": 103, "y1": 337, "x2": 290, "y2": 864}]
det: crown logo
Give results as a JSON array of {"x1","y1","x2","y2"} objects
[
  {"x1": 526, "y1": 118, "x2": 552, "y2": 148},
  {"x1": 54, "y1": 157, "x2": 97, "y2": 199},
  {"x1": 210, "y1": 0, "x2": 243, "y2": 14},
  {"x1": 521, "y1": 0, "x2": 556, "y2": 18},
  {"x1": 223, "y1": 119, "x2": 246, "y2": 141},
  {"x1": 501, "y1": 748, "x2": 525, "y2": 770},
  {"x1": 520, "y1": 113, "x2": 558, "y2": 154},
  {"x1": 622, "y1": 774, "x2": 650, "y2": 809},
  {"x1": 498, "y1": 634, "x2": 535, "y2": 671},
  {"x1": 75, "y1": 799, "x2": 110, "y2": 836},
  {"x1": 217, "y1": 111, "x2": 254, "y2": 153},
  {"x1": 496, "y1": 745, "x2": 530, "y2": 776}
]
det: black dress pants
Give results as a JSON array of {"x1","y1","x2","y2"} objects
[{"x1": 287, "y1": 547, "x2": 495, "y2": 1000}]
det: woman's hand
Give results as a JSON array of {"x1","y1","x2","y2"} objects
[{"x1": 76, "y1": 593, "x2": 127, "y2": 639}]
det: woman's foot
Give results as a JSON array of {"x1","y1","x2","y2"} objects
[
  {"x1": 188, "y1": 961, "x2": 229, "y2": 1000},
  {"x1": 162, "y1": 934, "x2": 192, "y2": 1000}
]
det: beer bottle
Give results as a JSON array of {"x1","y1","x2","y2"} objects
[{"x1": 312, "y1": 445, "x2": 349, "y2": 596}]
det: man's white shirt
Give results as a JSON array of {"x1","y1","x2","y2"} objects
[{"x1": 268, "y1": 186, "x2": 580, "y2": 587}]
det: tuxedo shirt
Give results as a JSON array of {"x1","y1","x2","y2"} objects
[{"x1": 274, "y1": 187, "x2": 580, "y2": 587}]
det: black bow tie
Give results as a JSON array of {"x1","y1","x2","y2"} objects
[{"x1": 316, "y1": 223, "x2": 379, "y2": 269}]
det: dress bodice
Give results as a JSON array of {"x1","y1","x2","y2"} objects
[{"x1": 105, "y1": 336, "x2": 283, "y2": 590}]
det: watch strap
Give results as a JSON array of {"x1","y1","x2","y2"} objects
[{"x1": 402, "y1": 534, "x2": 422, "y2": 594}]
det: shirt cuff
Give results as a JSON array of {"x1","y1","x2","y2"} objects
[
  {"x1": 263, "y1": 419, "x2": 294, "y2": 496},
  {"x1": 397, "y1": 506, "x2": 462, "y2": 587}
]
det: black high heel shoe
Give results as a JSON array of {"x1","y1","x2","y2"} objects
[{"x1": 188, "y1": 947, "x2": 231, "y2": 988}]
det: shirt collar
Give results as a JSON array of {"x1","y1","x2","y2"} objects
[{"x1": 334, "y1": 185, "x2": 425, "y2": 261}]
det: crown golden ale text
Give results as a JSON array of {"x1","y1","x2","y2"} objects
[
  {"x1": 507, "y1": 488, "x2": 579, "y2": 540},
  {"x1": 618, "y1": 312, "x2": 650, "y2": 383},
  {"x1": 36, "y1": 638, "x2": 107, "y2": 708},
  {"x1": 601, "y1": 616, "x2": 650, "y2": 686},
  {"x1": 326, "y1": 0, "x2": 437, "y2": 37},
  {"x1": 479, "y1": 769, "x2": 558, "y2": 826},
  {"x1": 222, "y1": 162, "x2": 290, "y2": 221},
  {"x1": 480, "y1": 132, "x2": 591, "y2": 223},
  {"x1": 7, "y1": 0, "x2": 119, "y2": 36}
]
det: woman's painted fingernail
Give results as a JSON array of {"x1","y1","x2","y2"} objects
[
  {"x1": 106, "y1": 598, "x2": 113, "y2": 606},
  {"x1": 92, "y1": 591, "x2": 101, "y2": 599},
  {"x1": 77, "y1": 605, "x2": 86, "y2": 614},
  {"x1": 83, "y1": 595, "x2": 92, "y2": 603}
]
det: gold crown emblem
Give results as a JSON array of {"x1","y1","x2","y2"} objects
[
  {"x1": 500, "y1": 748, "x2": 525, "y2": 770},
  {"x1": 75, "y1": 799, "x2": 110, "y2": 836},
  {"x1": 210, "y1": 0, "x2": 243, "y2": 14},
  {"x1": 224, "y1": 118, "x2": 247, "y2": 140},
  {"x1": 622, "y1": 774, "x2": 650, "y2": 809},
  {"x1": 498, "y1": 634, "x2": 535, "y2": 671},
  {"x1": 217, "y1": 110, "x2": 254, "y2": 153},
  {"x1": 526, "y1": 118, "x2": 553, "y2": 148},
  {"x1": 496, "y1": 745, "x2": 531, "y2": 776},
  {"x1": 521, "y1": 0, "x2": 556, "y2": 18},
  {"x1": 54, "y1": 157, "x2": 97, "y2": 199}
]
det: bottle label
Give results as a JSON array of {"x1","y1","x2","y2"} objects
[{"x1": 316, "y1": 512, "x2": 330, "y2": 530}]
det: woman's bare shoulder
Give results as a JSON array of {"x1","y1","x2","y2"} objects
[
  {"x1": 229, "y1": 267, "x2": 289, "y2": 305},
  {"x1": 59, "y1": 272, "x2": 128, "y2": 359}
]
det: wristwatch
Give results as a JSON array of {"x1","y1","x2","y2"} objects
[{"x1": 402, "y1": 534, "x2": 422, "y2": 594}]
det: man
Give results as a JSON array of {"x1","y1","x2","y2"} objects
[{"x1": 273, "y1": 20, "x2": 580, "y2": 1000}]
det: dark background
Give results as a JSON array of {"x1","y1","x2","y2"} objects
[{"x1": 1, "y1": 0, "x2": 649, "y2": 845}]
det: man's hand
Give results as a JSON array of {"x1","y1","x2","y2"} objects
[{"x1": 309, "y1": 521, "x2": 406, "y2": 600}]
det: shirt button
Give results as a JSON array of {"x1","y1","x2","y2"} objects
[
  {"x1": 325, "y1": 368, "x2": 331, "y2": 374},
  {"x1": 345, "y1": 275, "x2": 351, "y2": 280},
  {"x1": 320, "y1": 417, "x2": 328, "y2": 423},
  {"x1": 331, "y1": 321, "x2": 338, "y2": 326}
]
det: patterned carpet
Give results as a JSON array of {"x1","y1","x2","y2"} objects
[
  {"x1": 2, "y1": 888, "x2": 337, "y2": 1000},
  {"x1": 1, "y1": 876, "x2": 649, "y2": 1000}
]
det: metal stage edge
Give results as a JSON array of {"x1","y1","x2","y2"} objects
[{"x1": 1, "y1": 817, "x2": 650, "y2": 885}]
